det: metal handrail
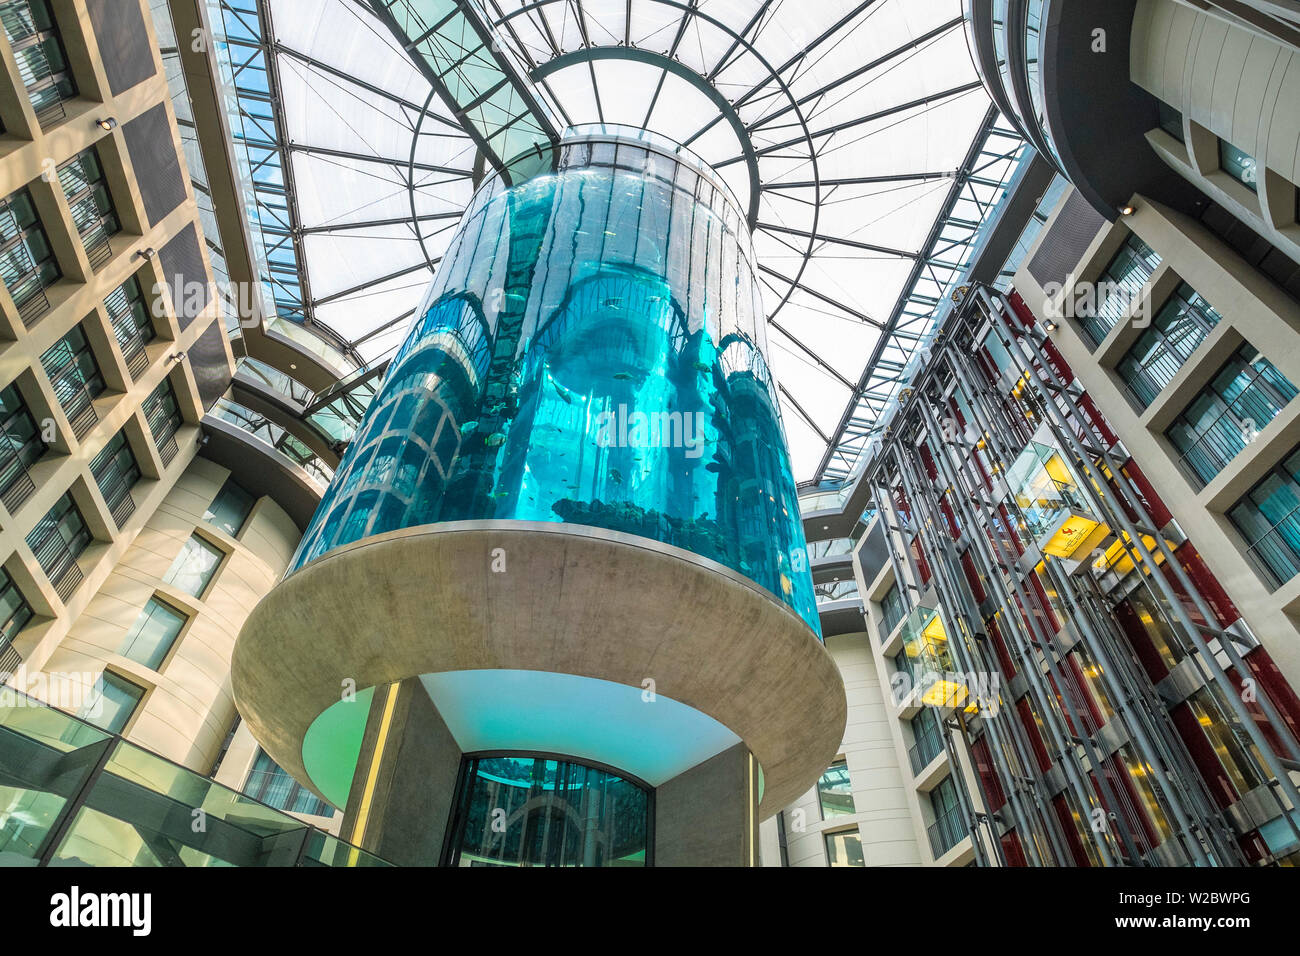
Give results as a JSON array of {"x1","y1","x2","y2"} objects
[
  {"x1": 927, "y1": 803, "x2": 966, "y2": 857},
  {"x1": 1240, "y1": 503, "x2": 1300, "y2": 591}
]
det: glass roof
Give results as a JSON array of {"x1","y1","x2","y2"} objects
[{"x1": 212, "y1": 0, "x2": 1025, "y2": 483}]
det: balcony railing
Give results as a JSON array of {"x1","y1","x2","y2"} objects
[
  {"x1": 0, "y1": 457, "x2": 36, "y2": 514},
  {"x1": 814, "y1": 579, "x2": 861, "y2": 605},
  {"x1": 29, "y1": 532, "x2": 83, "y2": 603},
  {"x1": 0, "y1": 639, "x2": 21, "y2": 674},
  {"x1": 97, "y1": 472, "x2": 135, "y2": 529},
  {"x1": 46, "y1": 367, "x2": 98, "y2": 440},
  {"x1": 1241, "y1": 504, "x2": 1300, "y2": 590},
  {"x1": 908, "y1": 729, "x2": 945, "y2": 775},
  {"x1": 927, "y1": 803, "x2": 966, "y2": 858},
  {"x1": 1172, "y1": 413, "x2": 1252, "y2": 490},
  {"x1": 72, "y1": 213, "x2": 114, "y2": 271},
  {"x1": 118, "y1": 330, "x2": 149, "y2": 379}
]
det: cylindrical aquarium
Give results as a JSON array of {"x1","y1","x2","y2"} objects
[
  {"x1": 288, "y1": 126, "x2": 817, "y2": 633},
  {"x1": 447, "y1": 754, "x2": 650, "y2": 867}
]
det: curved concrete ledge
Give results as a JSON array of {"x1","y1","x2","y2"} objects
[{"x1": 232, "y1": 520, "x2": 846, "y2": 816}]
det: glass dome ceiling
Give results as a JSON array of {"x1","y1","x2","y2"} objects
[{"x1": 212, "y1": 0, "x2": 1026, "y2": 483}]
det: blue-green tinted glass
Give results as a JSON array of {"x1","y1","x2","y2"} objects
[
  {"x1": 1230, "y1": 449, "x2": 1300, "y2": 588},
  {"x1": 1117, "y1": 283, "x2": 1221, "y2": 406},
  {"x1": 1168, "y1": 344, "x2": 1297, "y2": 486},
  {"x1": 1219, "y1": 141, "x2": 1258, "y2": 192},
  {"x1": 289, "y1": 135, "x2": 818, "y2": 632},
  {"x1": 451, "y1": 755, "x2": 648, "y2": 867},
  {"x1": 1080, "y1": 234, "x2": 1162, "y2": 347},
  {"x1": 118, "y1": 597, "x2": 186, "y2": 670},
  {"x1": 80, "y1": 672, "x2": 145, "y2": 734},
  {"x1": 817, "y1": 759, "x2": 854, "y2": 818}
]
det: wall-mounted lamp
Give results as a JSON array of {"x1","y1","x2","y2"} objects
[
  {"x1": 1119, "y1": 204, "x2": 1136, "y2": 217},
  {"x1": 96, "y1": 117, "x2": 117, "y2": 131},
  {"x1": 136, "y1": 247, "x2": 155, "y2": 260},
  {"x1": 170, "y1": 352, "x2": 185, "y2": 364},
  {"x1": 1043, "y1": 320, "x2": 1058, "y2": 333}
]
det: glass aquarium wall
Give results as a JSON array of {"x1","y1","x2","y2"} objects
[
  {"x1": 448, "y1": 754, "x2": 649, "y2": 867},
  {"x1": 288, "y1": 127, "x2": 817, "y2": 632}
]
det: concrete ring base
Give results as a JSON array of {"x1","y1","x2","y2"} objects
[{"x1": 231, "y1": 520, "x2": 846, "y2": 816}]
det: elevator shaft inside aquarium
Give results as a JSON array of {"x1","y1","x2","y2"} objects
[{"x1": 291, "y1": 130, "x2": 819, "y2": 632}]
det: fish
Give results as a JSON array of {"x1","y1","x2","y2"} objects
[
  {"x1": 608, "y1": 468, "x2": 623, "y2": 485},
  {"x1": 460, "y1": 420, "x2": 479, "y2": 434},
  {"x1": 485, "y1": 432, "x2": 506, "y2": 447},
  {"x1": 612, "y1": 371, "x2": 633, "y2": 381},
  {"x1": 692, "y1": 361, "x2": 711, "y2": 372}
]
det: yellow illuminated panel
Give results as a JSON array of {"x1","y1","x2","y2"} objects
[
  {"x1": 922, "y1": 614, "x2": 947, "y2": 644},
  {"x1": 1042, "y1": 453, "x2": 1074, "y2": 488},
  {"x1": 1042, "y1": 513, "x2": 1100, "y2": 557},
  {"x1": 921, "y1": 678, "x2": 969, "y2": 708},
  {"x1": 1092, "y1": 533, "x2": 1169, "y2": 576}
]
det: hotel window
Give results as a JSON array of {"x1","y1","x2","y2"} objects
[
  {"x1": 0, "y1": 566, "x2": 33, "y2": 656},
  {"x1": 1229, "y1": 447, "x2": 1300, "y2": 589},
  {"x1": 1080, "y1": 234, "x2": 1162, "y2": 347},
  {"x1": 0, "y1": 186, "x2": 60, "y2": 325},
  {"x1": 57, "y1": 148, "x2": 119, "y2": 269},
  {"x1": 1157, "y1": 100, "x2": 1184, "y2": 143},
  {"x1": 816, "y1": 759, "x2": 854, "y2": 818},
  {"x1": 0, "y1": 380, "x2": 46, "y2": 512},
  {"x1": 90, "y1": 428, "x2": 140, "y2": 528},
  {"x1": 891, "y1": 649, "x2": 916, "y2": 689},
  {"x1": 1219, "y1": 141, "x2": 1259, "y2": 193},
  {"x1": 1167, "y1": 343, "x2": 1297, "y2": 488},
  {"x1": 0, "y1": 0, "x2": 77, "y2": 128},
  {"x1": 118, "y1": 597, "x2": 186, "y2": 671},
  {"x1": 1116, "y1": 282, "x2": 1222, "y2": 408},
  {"x1": 142, "y1": 377, "x2": 182, "y2": 463},
  {"x1": 78, "y1": 671, "x2": 145, "y2": 734},
  {"x1": 824, "y1": 828, "x2": 865, "y2": 867},
  {"x1": 40, "y1": 324, "x2": 105, "y2": 439},
  {"x1": 244, "y1": 749, "x2": 332, "y2": 816},
  {"x1": 879, "y1": 581, "x2": 906, "y2": 636},
  {"x1": 204, "y1": 478, "x2": 254, "y2": 537},
  {"x1": 105, "y1": 275, "x2": 154, "y2": 377},
  {"x1": 909, "y1": 706, "x2": 944, "y2": 774},
  {"x1": 25, "y1": 492, "x2": 90, "y2": 600},
  {"x1": 928, "y1": 776, "x2": 965, "y2": 857},
  {"x1": 163, "y1": 534, "x2": 224, "y2": 598}
]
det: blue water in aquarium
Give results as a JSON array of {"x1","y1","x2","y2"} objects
[{"x1": 289, "y1": 135, "x2": 819, "y2": 634}]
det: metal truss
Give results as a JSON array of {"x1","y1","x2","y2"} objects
[{"x1": 814, "y1": 107, "x2": 1028, "y2": 484}]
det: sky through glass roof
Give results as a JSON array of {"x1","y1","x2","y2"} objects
[{"x1": 213, "y1": 0, "x2": 1025, "y2": 483}]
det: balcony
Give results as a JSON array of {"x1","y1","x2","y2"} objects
[
  {"x1": 908, "y1": 726, "x2": 945, "y2": 776},
  {"x1": 927, "y1": 803, "x2": 967, "y2": 859}
]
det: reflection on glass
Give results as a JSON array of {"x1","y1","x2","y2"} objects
[
  {"x1": 118, "y1": 597, "x2": 186, "y2": 671},
  {"x1": 817, "y1": 759, "x2": 854, "y2": 818},
  {"x1": 450, "y1": 754, "x2": 649, "y2": 867},
  {"x1": 78, "y1": 672, "x2": 144, "y2": 734},
  {"x1": 825, "y1": 828, "x2": 865, "y2": 867},
  {"x1": 289, "y1": 130, "x2": 817, "y2": 632},
  {"x1": 163, "y1": 534, "x2": 223, "y2": 597}
]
